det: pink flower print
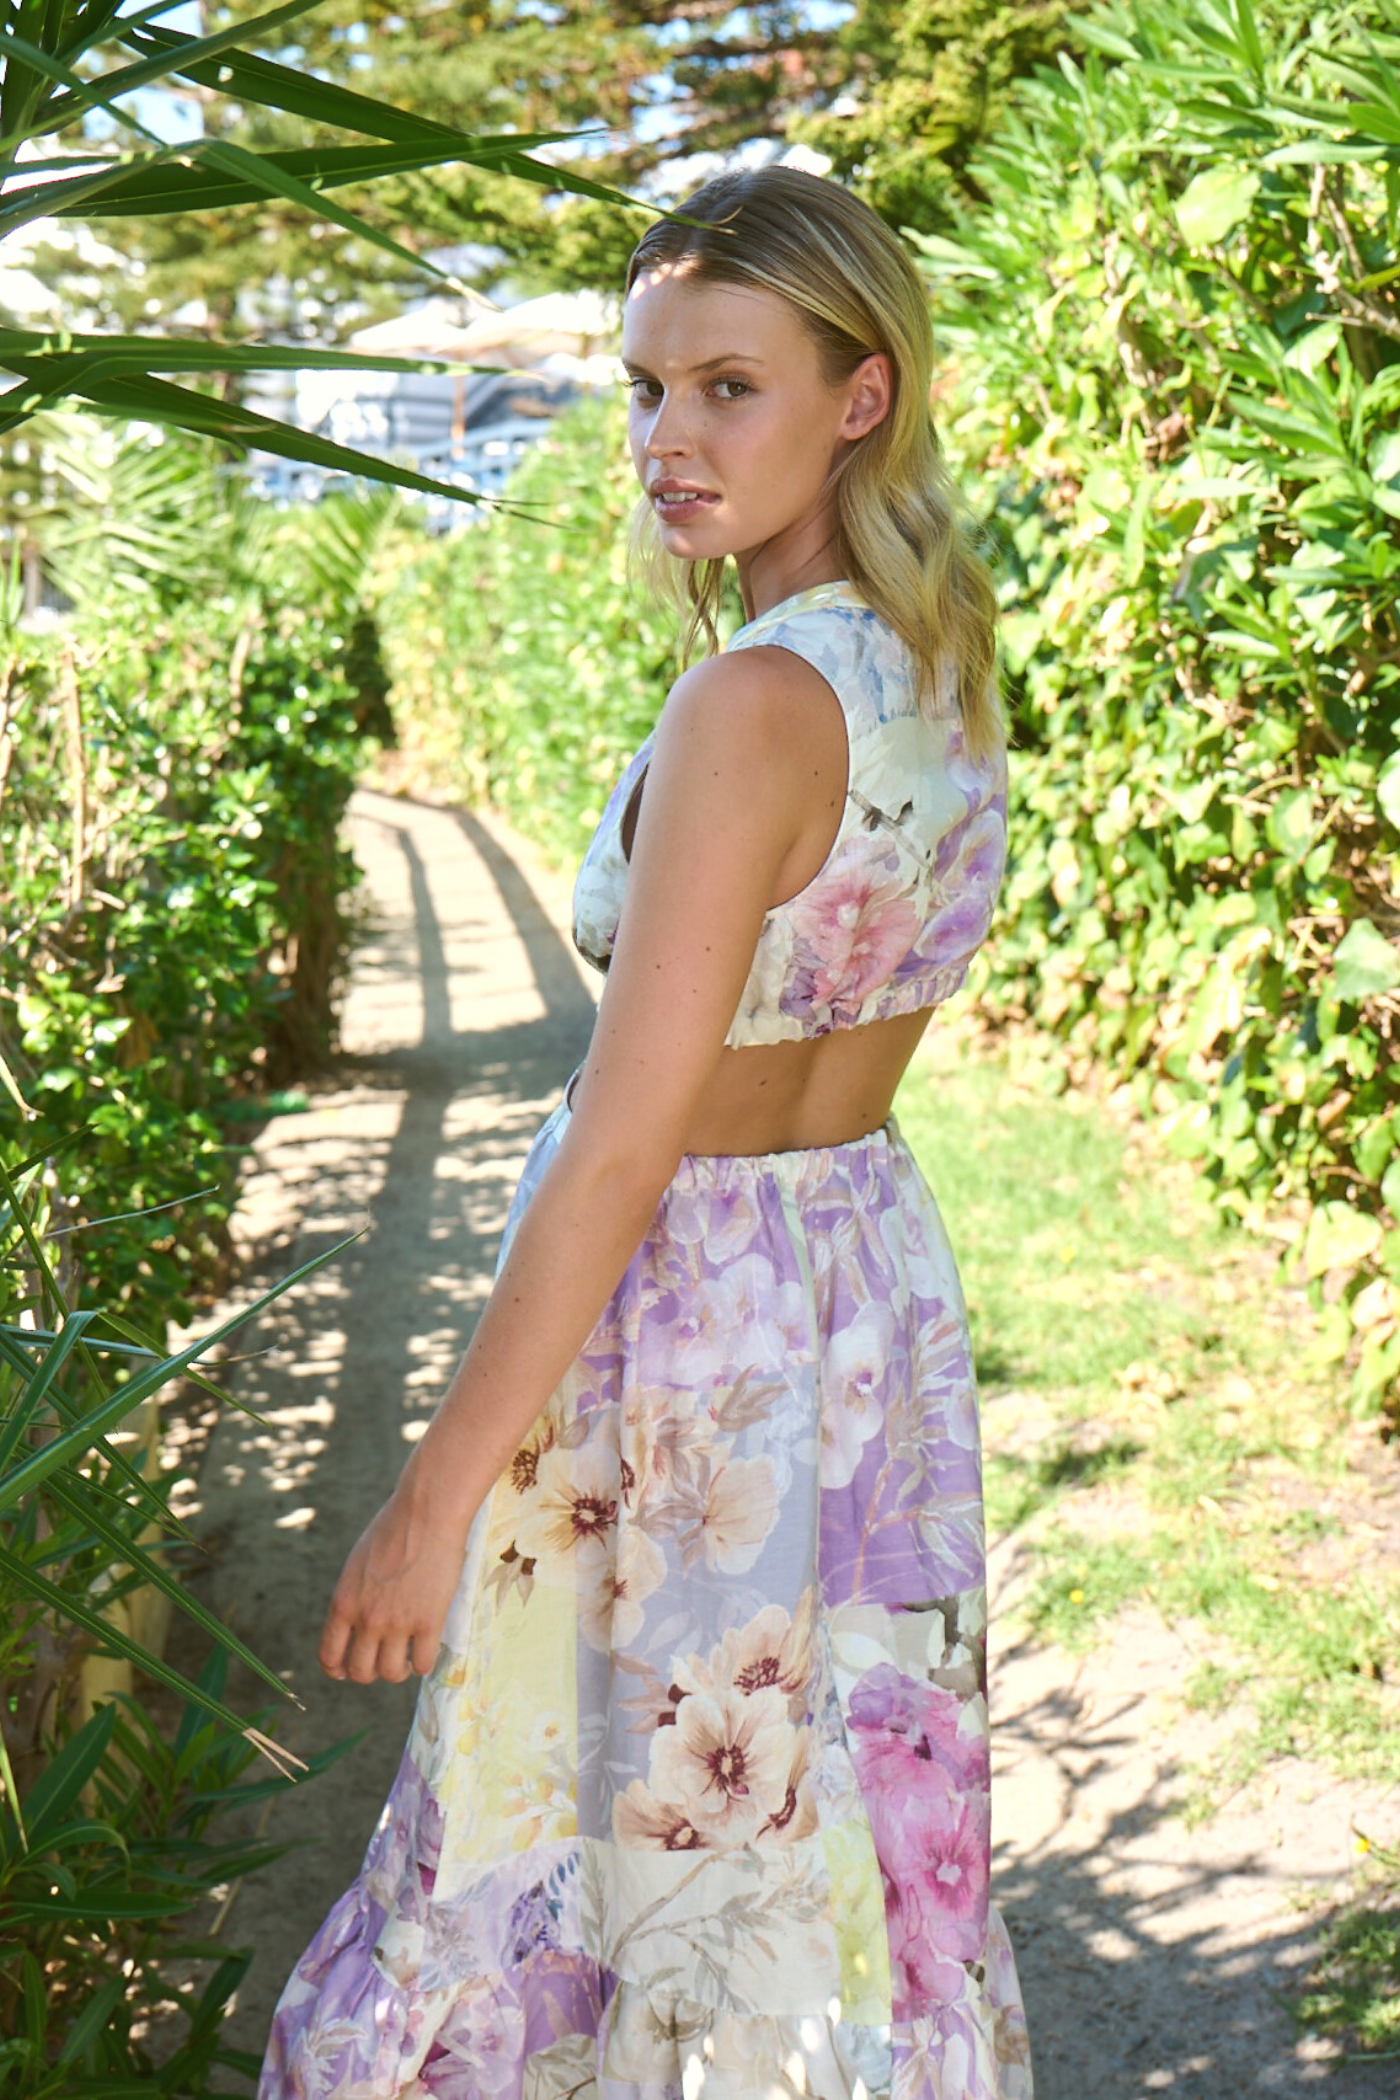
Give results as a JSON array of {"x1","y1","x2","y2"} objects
[
  {"x1": 848, "y1": 1666, "x2": 991, "y2": 2007},
  {"x1": 885, "y1": 1786, "x2": 992, "y2": 2000},
  {"x1": 784, "y1": 845, "x2": 922, "y2": 1012},
  {"x1": 848, "y1": 1665, "x2": 986, "y2": 1793}
]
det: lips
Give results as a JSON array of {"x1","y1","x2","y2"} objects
[{"x1": 650, "y1": 481, "x2": 720, "y2": 522}]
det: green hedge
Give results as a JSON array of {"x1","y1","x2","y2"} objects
[
  {"x1": 916, "y1": 0, "x2": 1400, "y2": 1418},
  {"x1": 378, "y1": 393, "x2": 682, "y2": 864},
  {"x1": 1, "y1": 579, "x2": 371, "y2": 2085},
  {"x1": 0, "y1": 596, "x2": 368, "y2": 1338}
]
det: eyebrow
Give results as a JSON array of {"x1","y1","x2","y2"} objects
[{"x1": 621, "y1": 352, "x2": 766, "y2": 376}]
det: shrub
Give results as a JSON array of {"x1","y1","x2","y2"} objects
[
  {"x1": 379, "y1": 392, "x2": 682, "y2": 865},
  {"x1": 915, "y1": 0, "x2": 1400, "y2": 1421},
  {"x1": 1, "y1": 595, "x2": 367, "y2": 1336}
]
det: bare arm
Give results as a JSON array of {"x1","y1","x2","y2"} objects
[{"x1": 319, "y1": 644, "x2": 845, "y2": 1684}]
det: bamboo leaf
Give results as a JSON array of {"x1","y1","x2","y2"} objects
[
  {"x1": 195, "y1": 135, "x2": 470, "y2": 290},
  {"x1": 0, "y1": 0, "x2": 327, "y2": 148},
  {"x1": 0, "y1": 1317, "x2": 95, "y2": 1475},
  {"x1": 0, "y1": 363, "x2": 524, "y2": 508},
  {"x1": 0, "y1": 1222, "x2": 358, "y2": 1508},
  {"x1": 0, "y1": 1327, "x2": 201, "y2": 1542},
  {"x1": 0, "y1": 1539, "x2": 303, "y2": 1767},
  {"x1": 57, "y1": 1973, "x2": 126, "y2": 2064},
  {"x1": 122, "y1": 23, "x2": 570, "y2": 152},
  {"x1": 43, "y1": 1469, "x2": 296, "y2": 1707},
  {"x1": 0, "y1": 324, "x2": 504, "y2": 377}
]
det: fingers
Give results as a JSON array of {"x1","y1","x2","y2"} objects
[
  {"x1": 411, "y1": 1626, "x2": 442, "y2": 1677},
  {"x1": 319, "y1": 1604, "x2": 418, "y2": 1686},
  {"x1": 318, "y1": 1603, "x2": 352, "y2": 1681},
  {"x1": 373, "y1": 1635, "x2": 414, "y2": 1685}
]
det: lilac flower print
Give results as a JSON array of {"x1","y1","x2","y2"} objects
[
  {"x1": 506, "y1": 1881, "x2": 562, "y2": 1964},
  {"x1": 259, "y1": 584, "x2": 1032, "y2": 2100}
]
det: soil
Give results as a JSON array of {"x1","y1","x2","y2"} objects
[{"x1": 169, "y1": 785, "x2": 1399, "y2": 2096}]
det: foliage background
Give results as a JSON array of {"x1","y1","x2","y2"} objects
[
  {"x1": 0, "y1": 441, "x2": 380, "y2": 2089},
  {"x1": 379, "y1": 0, "x2": 1400, "y2": 1430}
]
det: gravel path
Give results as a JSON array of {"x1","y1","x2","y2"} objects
[{"x1": 181, "y1": 786, "x2": 1396, "y2": 2094}]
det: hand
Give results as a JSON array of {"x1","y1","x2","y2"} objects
[{"x1": 318, "y1": 1465, "x2": 473, "y2": 1686}]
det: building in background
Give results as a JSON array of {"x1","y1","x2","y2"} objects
[{"x1": 251, "y1": 289, "x2": 619, "y2": 519}]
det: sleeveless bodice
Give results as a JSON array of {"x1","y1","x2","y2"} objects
[{"x1": 571, "y1": 581, "x2": 1008, "y2": 1048}]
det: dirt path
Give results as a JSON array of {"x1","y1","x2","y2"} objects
[{"x1": 184, "y1": 787, "x2": 1395, "y2": 2093}]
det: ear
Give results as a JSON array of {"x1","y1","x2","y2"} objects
[{"x1": 840, "y1": 352, "x2": 892, "y2": 441}]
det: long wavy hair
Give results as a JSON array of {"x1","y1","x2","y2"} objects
[{"x1": 625, "y1": 165, "x2": 1005, "y2": 764}]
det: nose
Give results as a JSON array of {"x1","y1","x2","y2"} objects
[{"x1": 642, "y1": 389, "x2": 694, "y2": 462}]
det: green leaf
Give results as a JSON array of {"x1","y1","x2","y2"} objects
[
  {"x1": 1304, "y1": 1201, "x2": 1384, "y2": 1280},
  {"x1": 0, "y1": 363, "x2": 488, "y2": 505},
  {"x1": 1233, "y1": 0, "x2": 1266, "y2": 75},
  {"x1": 16, "y1": 1703, "x2": 118, "y2": 1851},
  {"x1": 1382, "y1": 1160, "x2": 1400, "y2": 1220},
  {"x1": 1378, "y1": 753, "x2": 1400, "y2": 832},
  {"x1": 42, "y1": 1471, "x2": 295, "y2": 1706},
  {"x1": 0, "y1": 0, "x2": 328, "y2": 152},
  {"x1": 0, "y1": 1222, "x2": 357, "y2": 1508},
  {"x1": 1265, "y1": 787, "x2": 1316, "y2": 861},
  {"x1": 1331, "y1": 919, "x2": 1400, "y2": 1002},
  {"x1": 1175, "y1": 164, "x2": 1261, "y2": 246},
  {"x1": 57, "y1": 1973, "x2": 127, "y2": 2065},
  {"x1": 0, "y1": 1539, "x2": 291, "y2": 1758}
]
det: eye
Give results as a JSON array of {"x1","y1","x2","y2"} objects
[
  {"x1": 711, "y1": 378, "x2": 751, "y2": 401},
  {"x1": 624, "y1": 376, "x2": 662, "y2": 403}
]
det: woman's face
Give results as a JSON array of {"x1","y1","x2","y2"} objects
[{"x1": 621, "y1": 265, "x2": 886, "y2": 583}]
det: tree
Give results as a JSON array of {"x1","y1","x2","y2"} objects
[
  {"x1": 68, "y1": 1, "x2": 856, "y2": 338},
  {"x1": 0, "y1": 0, "x2": 635, "y2": 488},
  {"x1": 793, "y1": 0, "x2": 1091, "y2": 233}
]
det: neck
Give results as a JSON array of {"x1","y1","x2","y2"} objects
[{"x1": 734, "y1": 511, "x2": 846, "y2": 623}]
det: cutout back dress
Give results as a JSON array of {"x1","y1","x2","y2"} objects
[{"x1": 261, "y1": 581, "x2": 1034, "y2": 2100}]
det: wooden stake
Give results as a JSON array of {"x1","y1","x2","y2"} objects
[{"x1": 60, "y1": 645, "x2": 85, "y2": 908}]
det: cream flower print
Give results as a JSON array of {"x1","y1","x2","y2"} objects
[
  {"x1": 618, "y1": 1381, "x2": 703, "y2": 1519},
  {"x1": 820, "y1": 1301, "x2": 897, "y2": 1489},
  {"x1": 648, "y1": 1685, "x2": 807, "y2": 1847},
  {"x1": 674, "y1": 1592, "x2": 816, "y2": 1715},
  {"x1": 695, "y1": 1453, "x2": 779, "y2": 1574},
  {"x1": 611, "y1": 1779, "x2": 709, "y2": 1851},
  {"x1": 578, "y1": 1524, "x2": 665, "y2": 1651},
  {"x1": 511, "y1": 1441, "x2": 618, "y2": 1576}
]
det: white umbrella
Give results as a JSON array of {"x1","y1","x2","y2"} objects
[{"x1": 459, "y1": 289, "x2": 619, "y2": 363}]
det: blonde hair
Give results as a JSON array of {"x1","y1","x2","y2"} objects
[{"x1": 625, "y1": 164, "x2": 1005, "y2": 766}]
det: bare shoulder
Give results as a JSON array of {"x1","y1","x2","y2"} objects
[{"x1": 656, "y1": 645, "x2": 845, "y2": 773}]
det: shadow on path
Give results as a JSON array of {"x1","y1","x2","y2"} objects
[{"x1": 176, "y1": 790, "x2": 594, "y2": 2050}]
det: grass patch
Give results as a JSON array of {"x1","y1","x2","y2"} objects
[
  {"x1": 1292, "y1": 1842, "x2": 1400, "y2": 2061},
  {"x1": 895, "y1": 1020, "x2": 1400, "y2": 1789}
]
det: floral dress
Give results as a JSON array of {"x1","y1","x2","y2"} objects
[{"x1": 260, "y1": 581, "x2": 1033, "y2": 2100}]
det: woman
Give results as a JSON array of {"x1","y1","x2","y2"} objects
[{"x1": 261, "y1": 166, "x2": 1032, "y2": 2100}]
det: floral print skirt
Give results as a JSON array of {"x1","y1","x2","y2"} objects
[{"x1": 260, "y1": 1097, "x2": 1032, "y2": 2099}]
